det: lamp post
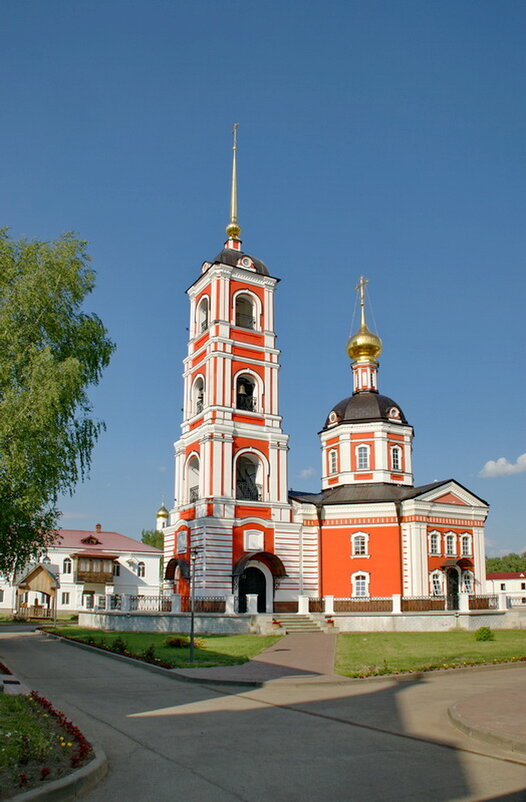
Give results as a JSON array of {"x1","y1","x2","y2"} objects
[{"x1": 189, "y1": 546, "x2": 201, "y2": 662}]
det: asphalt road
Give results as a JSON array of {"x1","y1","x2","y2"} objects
[{"x1": 1, "y1": 630, "x2": 525, "y2": 802}]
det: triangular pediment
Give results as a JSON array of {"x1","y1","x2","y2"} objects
[{"x1": 411, "y1": 480, "x2": 488, "y2": 508}]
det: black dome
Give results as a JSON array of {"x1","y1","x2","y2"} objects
[
  {"x1": 212, "y1": 248, "x2": 269, "y2": 276},
  {"x1": 323, "y1": 392, "x2": 408, "y2": 429}
]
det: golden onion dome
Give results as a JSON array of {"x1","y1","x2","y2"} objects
[
  {"x1": 346, "y1": 323, "x2": 382, "y2": 362},
  {"x1": 156, "y1": 504, "x2": 169, "y2": 519}
]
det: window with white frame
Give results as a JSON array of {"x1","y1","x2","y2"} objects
[
  {"x1": 429, "y1": 531, "x2": 440, "y2": 555},
  {"x1": 462, "y1": 571, "x2": 474, "y2": 593},
  {"x1": 62, "y1": 558, "x2": 72, "y2": 574},
  {"x1": 461, "y1": 534, "x2": 472, "y2": 557},
  {"x1": 445, "y1": 533, "x2": 456, "y2": 556},
  {"x1": 430, "y1": 571, "x2": 443, "y2": 596},
  {"x1": 391, "y1": 445, "x2": 402, "y2": 471},
  {"x1": 329, "y1": 449, "x2": 338, "y2": 474},
  {"x1": 352, "y1": 572, "x2": 369, "y2": 597},
  {"x1": 61, "y1": 592, "x2": 70, "y2": 605},
  {"x1": 137, "y1": 562, "x2": 145, "y2": 578},
  {"x1": 356, "y1": 445, "x2": 369, "y2": 470},
  {"x1": 113, "y1": 562, "x2": 120, "y2": 576},
  {"x1": 351, "y1": 532, "x2": 369, "y2": 557}
]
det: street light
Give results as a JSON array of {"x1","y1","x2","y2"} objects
[{"x1": 189, "y1": 546, "x2": 201, "y2": 662}]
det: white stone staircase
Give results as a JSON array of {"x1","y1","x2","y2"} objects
[{"x1": 273, "y1": 613, "x2": 326, "y2": 634}]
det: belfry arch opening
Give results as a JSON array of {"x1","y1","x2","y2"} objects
[
  {"x1": 236, "y1": 374, "x2": 256, "y2": 412},
  {"x1": 197, "y1": 296, "x2": 209, "y2": 333},
  {"x1": 187, "y1": 456, "x2": 200, "y2": 502},
  {"x1": 192, "y1": 376, "x2": 205, "y2": 415},
  {"x1": 235, "y1": 454, "x2": 263, "y2": 501},
  {"x1": 235, "y1": 294, "x2": 255, "y2": 329}
]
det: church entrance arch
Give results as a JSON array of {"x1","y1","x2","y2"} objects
[
  {"x1": 238, "y1": 566, "x2": 267, "y2": 613},
  {"x1": 445, "y1": 567, "x2": 460, "y2": 610}
]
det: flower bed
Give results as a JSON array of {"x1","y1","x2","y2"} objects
[{"x1": 0, "y1": 690, "x2": 93, "y2": 798}]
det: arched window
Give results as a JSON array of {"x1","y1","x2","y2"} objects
[
  {"x1": 445, "y1": 532, "x2": 456, "y2": 556},
  {"x1": 187, "y1": 456, "x2": 200, "y2": 502},
  {"x1": 462, "y1": 571, "x2": 473, "y2": 593},
  {"x1": 352, "y1": 572, "x2": 369, "y2": 597},
  {"x1": 430, "y1": 571, "x2": 443, "y2": 596},
  {"x1": 356, "y1": 445, "x2": 369, "y2": 470},
  {"x1": 429, "y1": 531, "x2": 440, "y2": 555},
  {"x1": 137, "y1": 562, "x2": 145, "y2": 578},
  {"x1": 236, "y1": 375, "x2": 256, "y2": 412},
  {"x1": 62, "y1": 558, "x2": 72, "y2": 574},
  {"x1": 235, "y1": 294, "x2": 255, "y2": 329},
  {"x1": 329, "y1": 449, "x2": 338, "y2": 474},
  {"x1": 391, "y1": 445, "x2": 402, "y2": 471},
  {"x1": 235, "y1": 454, "x2": 263, "y2": 501},
  {"x1": 197, "y1": 296, "x2": 209, "y2": 333},
  {"x1": 192, "y1": 376, "x2": 205, "y2": 415},
  {"x1": 351, "y1": 532, "x2": 369, "y2": 557},
  {"x1": 461, "y1": 534, "x2": 472, "y2": 557}
]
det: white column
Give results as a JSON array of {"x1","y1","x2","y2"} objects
[
  {"x1": 225, "y1": 594, "x2": 235, "y2": 614},
  {"x1": 458, "y1": 592, "x2": 469, "y2": 612},
  {"x1": 171, "y1": 594, "x2": 181, "y2": 612},
  {"x1": 246, "y1": 594, "x2": 258, "y2": 614},
  {"x1": 392, "y1": 594, "x2": 401, "y2": 614},
  {"x1": 324, "y1": 595, "x2": 334, "y2": 615},
  {"x1": 297, "y1": 595, "x2": 309, "y2": 614}
]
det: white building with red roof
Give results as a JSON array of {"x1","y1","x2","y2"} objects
[
  {"x1": 486, "y1": 572, "x2": 526, "y2": 604},
  {"x1": 0, "y1": 524, "x2": 162, "y2": 615}
]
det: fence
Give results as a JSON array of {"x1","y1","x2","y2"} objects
[
  {"x1": 180, "y1": 596, "x2": 226, "y2": 613},
  {"x1": 18, "y1": 605, "x2": 53, "y2": 619},
  {"x1": 273, "y1": 601, "x2": 299, "y2": 613},
  {"x1": 400, "y1": 596, "x2": 446, "y2": 612},
  {"x1": 334, "y1": 597, "x2": 393, "y2": 613},
  {"x1": 128, "y1": 595, "x2": 172, "y2": 613},
  {"x1": 468, "y1": 595, "x2": 498, "y2": 610},
  {"x1": 308, "y1": 598, "x2": 325, "y2": 613}
]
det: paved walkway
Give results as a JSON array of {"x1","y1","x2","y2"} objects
[{"x1": 1, "y1": 630, "x2": 526, "y2": 801}]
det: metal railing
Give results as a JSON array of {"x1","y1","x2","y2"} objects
[
  {"x1": 334, "y1": 597, "x2": 393, "y2": 613},
  {"x1": 236, "y1": 395, "x2": 256, "y2": 412},
  {"x1": 180, "y1": 596, "x2": 226, "y2": 613},
  {"x1": 109, "y1": 594, "x2": 122, "y2": 611},
  {"x1": 236, "y1": 482, "x2": 262, "y2": 502},
  {"x1": 273, "y1": 601, "x2": 299, "y2": 613},
  {"x1": 401, "y1": 596, "x2": 446, "y2": 612},
  {"x1": 235, "y1": 313, "x2": 255, "y2": 329},
  {"x1": 468, "y1": 595, "x2": 498, "y2": 610},
  {"x1": 129, "y1": 595, "x2": 171, "y2": 612}
]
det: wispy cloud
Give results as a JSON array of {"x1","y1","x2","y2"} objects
[
  {"x1": 479, "y1": 453, "x2": 526, "y2": 478},
  {"x1": 298, "y1": 467, "x2": 316, "y2": 479}
]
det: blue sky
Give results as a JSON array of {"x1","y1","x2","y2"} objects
[{"x1": 1, "y1": 1, "x2": 525, "y2": 555}]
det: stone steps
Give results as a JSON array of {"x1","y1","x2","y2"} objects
[{"x1": 273, "y1": 613, "x2": 326, "y2": 634}]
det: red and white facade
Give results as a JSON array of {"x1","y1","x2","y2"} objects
[{"x1": 163, "y1": 227, "x2": 489, "y2": 613}]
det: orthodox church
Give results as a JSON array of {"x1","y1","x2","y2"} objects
[{"x1": 160, "y1": 131, "x2": 488, "y2": 613}]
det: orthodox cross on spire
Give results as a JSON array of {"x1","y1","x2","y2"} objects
[
  {"x1": 356, "y1": 275, "x2": 369, "y2": 329},
  {"x1": 226, "y1": 123, "x2": 241, "y2": 242}
]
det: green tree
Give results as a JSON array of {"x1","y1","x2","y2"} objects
[
  {"x1": 0, "y1": 230, "x2": 115, "y2": 575},
  {"x1": 486, "y1": 552, "x2": 526, "y2": 573},
  {"x1": 140, "y1": 529, "x2": 164, "y2": 551}
]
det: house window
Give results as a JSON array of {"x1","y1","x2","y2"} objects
[
  {"x1": 357, "y1": 445, "x2": 369, "y2": 470},
  {"x1": 235, "y1": 294, "x2": 255, "y2": 329},
  {"x1": 113, "y1": 562, "x2": 120, "y2": 576},
  {"x1": 445, "y1": 533, "x2": 456, "y2": 556},
  {"x1": 351, "y1": 532, "x2": 369, "y2": 557},
  {"x1": 63, "y1": 558, "x2": 72, "y2": 574},
  {"x1": 462, "y1": 572, "x2": 473, "y2": 593},
  {"x1": 329, "y1": 449, "x2": 338, "y2": 475},
  {"x1": 61, "y1": 592, "x2": 70, "y2": 605},
  {"x1": 430, "y1": 572, "x2": 442, "y2": 596},
  {"x1": 429, "y1": 532, "x2": 440, "y2": 555},
  {"x1": 137, "y1": 562, "x2": 145, "y2": 578},
  {"x1": 391, "y1": 446, "x2": 402, "y2": 471},
  {"x1": 500, "y1": 583, "x2": 506, "y2": 591},
  {"x1": 461, "y1": 535, "x2": 471, "y2": 557},
  {"x1": 0, "y1": 589, "x2": 4, "y2": 603},
  {"x1": 235, "y1": 454, "x2": 262, "y2": 501},
  {"x1": 352, "y1": 572, "x2": 369, "y2": 597},
  {"x1": 236, "y1": 375, "x2": 256, "y2": 412},
  {"x1": 521, "y1": 583, "x2": 526, "y2": 591}
]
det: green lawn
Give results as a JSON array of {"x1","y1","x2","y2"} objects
[
  {"x1": 45, "y1": 626, "x2": 281, "y2": 668},
  {"x1": 335, "y1": 630, "x2": 526, "y2": 677}
]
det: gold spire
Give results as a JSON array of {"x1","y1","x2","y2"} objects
[
  {"x1": 346, "y1": 276, "x2": 383, "y2": 362},
  {"x1": 226, "y1": 123, "x2": 241, "y2": 241}
]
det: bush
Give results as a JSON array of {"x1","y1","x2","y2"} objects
[
  {"x1": 111, "y1": 636, "x2": 128, "y2": 652},
  {"x1": 165, "y1": 636, "x2": 189, "y2": 648},
  {"x1": 475, "y1": 626, "x2": 495, "y2": 641},
  {"x1": 142, "y1": 644, "x2": 156, "y2": 661}
]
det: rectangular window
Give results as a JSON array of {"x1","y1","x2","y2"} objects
[
  {"x1": 357, "y1": 447, "x2": 369, "y2": 470},
  {"x1": 61, "y1": 592, "x2": 70, "y2": 605},
  {"x1": 431, "y1": 574, "x2": 442, "y2": 595},
  {"x1": 354, "y1": 577, "x2": 367, "y2": 597},
  {"x1": 429, "y1": 534, "x2": 440, "y2": 555},
  {"x1": 500, "y1": 583, "x2": 506, "y2": 591},
  {"x1": 461, "y1": 537, "x2": 471, "y2": 556},
  {"x1": 446, "y1": 535, "x2": 455, "y2": 556},
  {"x1": 0, "y1": 589, "x2": 4, "y2": 603},
  {"x1": 392, "y1": 448, "x2": 400, "y2": 471},
  {"x1": 521, "y1": 583, "x2": 525, "y2": 590},
  {"x1": 352, "y1": 536, "x2": 367, "y2": 556},
  {"x1": 113, "y1": 562, "x2": 120, "y2": 576}
]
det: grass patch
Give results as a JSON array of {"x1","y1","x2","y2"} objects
[
  {"x1": 44, "y1": 626, "x2": 281, "y2": 668},
  {"x1": 335, "y1": 630, "x2": 526, "y2": 677},
  {"x1": 0, "y1": 692, "x2": 92, "y2": 798}
]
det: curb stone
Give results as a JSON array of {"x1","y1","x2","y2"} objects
[{"x1": 448, "y1": 702, "x2": 526, "y2": 756}]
